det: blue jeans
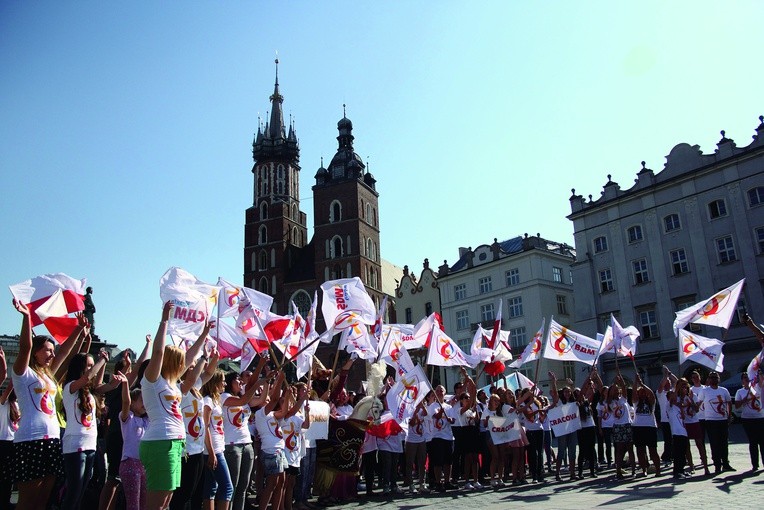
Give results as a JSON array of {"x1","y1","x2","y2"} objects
[
  {"x1": 204, "y1": 452, "x2": 234, "y2": 501},
  {"x1": 61, "y1": 450, "x2": 95, "y2": 510},
  {"x1": 296, "y1": 447, "x2": 316, "y2": 502},
  {"x1": 224, "y1": 443, "x2": 255, "y2": 510}
]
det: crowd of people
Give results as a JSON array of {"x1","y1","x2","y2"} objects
[{"x1": 0, "y1": 300, "x2": 763, "y2": 510}]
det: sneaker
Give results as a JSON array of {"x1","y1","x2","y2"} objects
[
  {"x1": 409, "y1": 484, "x2": 417, "y2": 494},
  {"x1": 392, "y1": 486, "x2": 404, "y2": 494},
  {"x1": 418, "y1": 483, "x2": 429, "y2": 493},
  {"x1": 473, "y1": 481, "x2": 483, "y2": 489},
  {"x1": 463, "y1": 482, "x2": 474, "y2": 490},
  {"x1": 723, "y1": 465, "x2": 736, "y2": 472}
]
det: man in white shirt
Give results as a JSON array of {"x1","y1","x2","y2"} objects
[{"x1": 702, "y1": 371, "x2": 734, "y2": 474}]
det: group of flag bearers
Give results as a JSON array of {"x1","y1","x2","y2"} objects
[{"x1": 2, "y1": 271, "x2": 763, "y2": 509}]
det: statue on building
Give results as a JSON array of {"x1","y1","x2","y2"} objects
[{"x1": 84, "y1": 286, "x2": 96, "y2": 334}]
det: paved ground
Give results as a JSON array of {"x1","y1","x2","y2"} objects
[{"x1": 314, "y1": 424, "x2": 764, "y2": 509}]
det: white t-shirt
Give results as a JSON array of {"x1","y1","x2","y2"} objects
[
  {"x1": 0, "y1": 401, "x2": 18, "y2": 441},
  {"x1": 579, "y1": 402, "x2": 595, "y2": 429},
  {"x1": 255, "y1": 407, "x2": 285, "y2": 455},
  {"x1": 181, "y1": 391, "x2": 205, "y2": 455},
  {"x1": 632, "y1": 399, "x2": 657, "y2": 428},
  {"x1": 611, "y1": 397, "x2": 632, "y2": 426},
  {"x1": 377, "y1": 428, "x2": 404, "y2": 453},
  {"x1": 656, "y1": 390, "x2": 669, "y2": 423},
  {"x1": 428, "y1": 402, "x2": 453, "y2": 440},
  {"x1": 360, "y1": 431, "x2": 378, "y2": 454},
  {"x1": 204, "y1": 396, "x2": 225, "y2": 454},
  {"x1": 735, "y1": 387, "x2": 764, "y2": 419},
  {"x1": 406, "y1": 408, "x2": 427, "y2": 444},
  {"x1": 221, "y1": 392, "x2": 252, "y2": 446},
  {"x1": 597, "y1": 402, "x2": 614, "y2": 428},
  {"x1": 680, "y1": 395, "x2": 700, "y2": 424},
  {"x1": 668, "y1": 404, "x2": 686, "y2": 437},
  {"x1": 280, "y1": 413, "x2": 305, "y2": 467},
  {"x1": 62, "y1": 381, "x2": 98, "y2": 453},
  {"x1": 12, "y1": 367, "x2": 59, "y2": 442},
  {"x1": 690, "y1": 384, "x2": 706, "y2": 416},
  {"x1": 335, "y1": 404, "x2": 353, "y2": 421},
  {"x1": 452, "y1": 406, "x2": 476, "y2": 427},
  {"x1": 522, "y1": 402, "x2": 544, "y2": 431},
  {"x1": 141, "y1": 376, "x2": 184, "y2": 441},
  {"x1": 703, "y1": 386, "x2": 730, "y2": 421}
]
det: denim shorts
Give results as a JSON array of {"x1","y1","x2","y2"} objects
[{"x1": 261, "y1": 450, "x2": 287, "y2": 476}]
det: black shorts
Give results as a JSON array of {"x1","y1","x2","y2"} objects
[
  {"x1": 460, "y1": 426, "x2": 480, "y2": 453},
  {"x1": 14, "y1": 438, "x2": 64, "y2": 483},
  {"x1": 285, "y1": 465, "x2": 300, "y2": 476},
  {"x1": 428, "y1": 438, "x2": 453, "y2": 467},
  {"x1": 632, "y1": 426, "x2": 657, "y2": 448}
]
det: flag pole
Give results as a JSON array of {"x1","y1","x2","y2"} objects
[
  {"x1": 533, "y1": 316, "x2": 549, "y2": 388},
  {"x1": 330, "y1": 334, "x2": 342, "y2": 378}
]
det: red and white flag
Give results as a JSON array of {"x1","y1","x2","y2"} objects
[
  {"x1": 543, "y1": 319, "x2": 601, "y2": 366},
  {"x1": 411, "y1": 313, "x2": 444, "y2": 349},
  {"x1": 611, "y1": 315, "x2": 640, "y2": 358},
  {"x1": 9, "y1": 273, "x2": 88, "y2": 343},
  {"x1": 209, "y1": 320, "x2": 247, "y2": 359},
  {"x1": 295, "y1": 292, "x2": 320, "y2": 380},
  {"x1": 386, "y1": 364, "x2": 430, "y2": 424},
  {"x1": 372, "y1": 295, "x2": 388, "y2": 342},
  {"x1": 339, "y1": 324, "x2": 378, "y2": 360},
  {"x1": 510, "y1": 319, "x2": 545, "y2": 369},
  {"x1": 379, "y1": 330, "x2": 416, "y2": 378},
  {"x1": 673, "y1": 279, "x2": 745, "y2": 334},
  {"x1": 426, "y1": 327, "x2": 479, "y2": 367},
  {"x1": 746, "y1": 348, "x2": 764, "y2": 397},
  {"x1": 678, "y1": 330, "x2": 725, "y2": 373}
]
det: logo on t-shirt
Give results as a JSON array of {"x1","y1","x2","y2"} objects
[
  {"x1": 268, "y1": 418, "x2": 283, "y2": 439},
  {"x1": 29, "y1": 382, "x2": 55, "y2": 416},
  {"x1": 213, "y1": 414, "x2": 224, "y2": 435},
  {"x1": 710, "y1": 395, "x2": 727, "y2": 417},
  {"x1": 227, "y1": 406, "x2": 249, "y2": 428},
  {"x1": 159, "y1": 389, "x2": 182, "y2": 419},
  {"x1": 183, "y1": 400, "x2": 202, "y2": 439},
  {"x1": 283, "y1": 421, "x2": 298, "y2": 451}
]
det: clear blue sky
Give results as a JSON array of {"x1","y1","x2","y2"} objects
[{"x1": 1, "y1": 1, "x2": 762, "y2": 354}]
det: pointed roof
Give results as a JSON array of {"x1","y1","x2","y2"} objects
[{"x1": 268, "y1": 58, "x2": 286, "y2": 140}]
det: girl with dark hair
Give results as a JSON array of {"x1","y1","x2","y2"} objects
[
  {"x1": 574, "y1": 374, "x2": 598, "y2": 479},
  {"x1": 0, "y1": 348, "x2": 20, "y2": 510},
  {"x1": 202, "y1": 369, "x2": 234, "y2": 509},
  {"x1": 630, "y1": 374, "x2": 661, "y2": 477},
  {"x1": 61, "y1": 350, "x2": 113, "y2": 510},
  {"x1": 10, "y1": 301, "x2": 89, "y2": 510}
]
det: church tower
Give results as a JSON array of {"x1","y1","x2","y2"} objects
[
  {"x1": 243, "y1": 60, "x2": 308, "y2": 308},
  {"x1": 312, "y1": 109, "x2": 384, "y2": 306}
]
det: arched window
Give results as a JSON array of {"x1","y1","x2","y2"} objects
[
  {"x1": 250, "y1": 252, "x2": 257, "y2": 271},
  {"x1": 366, "y1": 238, "x2": 373, "y2": 260},
  {"x1": 292, "y1": 203, "x2": 298, "y2": 220},
  {"x1": 292, "y1": 226, "x2": 298, "y2": 245},
  {"x1": 276, "y1": 165, "x2": 285, "y2": 194},
  {"x1": 259, "y1": 277, "x2": 269, "y2": 294},
  {"x1": 373, "y1": 207, "x2": 377, "y2": 227},
  {"x1": 331, "y1": 236, "x2": 343, "y2": 259},
  {"x1": 258, "y1": 225, "x2": 267, "y2": 245},
  {"x1": 330, "y1": 200, "x2": 342, "y2": 223},
  {"x1": 260, "y1": 201, "x2": 268, "y2": 220},
  {"x1": 290, "y1": 290, "x2": 312, "y2": 317},
  {"x1": 260, "y1": 165, "x2": 269, "y2": 196},
  {"x1": 366, "y1": 203, "x2": 371, "y2": 223},
  {"x1": 258, "y1": 251, "x2": 267, "y2": 271}
]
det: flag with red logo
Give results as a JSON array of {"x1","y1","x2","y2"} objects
[
  {"x1": 320, "y1": 278, "x2": 377, "y2": 342},
  {"x1": 295, "y1": 292, "x2": 320, "y2": 380},
  {"x1": 411, "y1": 313, "x2": 444, "y2": 349},
  {"x1": 673, "y1": 278, "x2": 745, "y2": 335},
  {"x1": 510, "y1": 318, "x2": 545, "y2": 369},
  {"x1": 372, "y1": 295, "x2": 387, "y2": 341},
  {"x1": 9, "y1": 273, "x2": 88, "y2": 343},
  {"x1": 678, "y1": 330, "x2": 724, "y2": 372},
  {"x1": 425, "y1": 327, "x2": 479, "y2": 367},
  {"x1": 338, "y1": 324, "x2": 378, "y2": 360},
  {"x1": 542, "y1": 319, "x2": 601, "y2": 366},
  {"x1": 386, "y1": 364, "x2": 430, "y2": 424},
  {"x1": 379, "y1": 330, "x2": 416, "y2": 378}
]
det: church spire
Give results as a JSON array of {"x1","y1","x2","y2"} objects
[{"x1": 268, "y1": 58, "x2": 286, "y2": 139}]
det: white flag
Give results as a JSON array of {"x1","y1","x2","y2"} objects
[
  {"x1": 320, "y1": 278, "x2": 377, "y2": 337},
  {"x1": 426, "y1": 327, "x2": 479, "y2": 367},
  {"x1": 295, "y1": 292, "x2": 320, "y2": 380},
  {"x1": 338, "y1": 324, "x2": 378, "y2": 360},
  {"x1": 385, "y1": 364, "x2": 430, "y2": 424},
  {"x1": 510, "y1": 319, "x2": 544, "y2": 369},
  {"x1": 678, "y1": 330, "x2": 725, "y2": 372},
  {"x1": 612, "y1": 315, "x2": 640, "y2": 357},
  {"x1": 673, "y1": 279, "x2": 745, "y2": 334},
  {"x1": 159, "y1": 267, "x2": 221, "y2": 339},
  {"x1": 746, "y1": 348, "x2": 764, "y2": 397},
  {"x1": 379, "y1": 331, "x2": 416, "y2": 379},
  {"x1": 542, "y1": 319, "x2": 601, "y2": 366}
]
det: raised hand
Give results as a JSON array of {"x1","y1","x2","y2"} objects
[
  {"x1": 161, "y1": 301, "x2": 174, "y2": 322},
  {"x1": 112, "y1": 371, "x2": 128, "y2": 386},
  {"x1": 12, "y1": 299, "x2": 30, "y2": 316}
]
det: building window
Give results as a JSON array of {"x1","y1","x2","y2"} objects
[
  {"x1": 330, "y1": 200, "x2": 342, "y2": 223},
  {"x1": 259, "y1": 251, "x2": 267, "y2": 271},
  {"x1": 716, "y1": 235, "x2": 737, "y2": 263},
  {"x1": 670, "y1": 249, "x2": 689, "y2": 275},
  {"x1": 509, "y1": 327, "x2": 527, "y2": 349},
  {"x1": 425, "y1": 302, "x2": 433, "y2": 316},
  {"x1": 258, "y1": 225, "x2": 267, "y2": 245},
  {"x1": 755, "y1": 227, "x2": 764, "y2": 254},
  {"x1": 664, "y1": 213, "x2": 681, "y2": 232},
  {"x1": 599, "y1": 268, "x2": 614, "y2": 293},
  {"x1": 708, "y1": 199, "x2": 728, "y2": 219},
  {"x1": 330, "y1": 236, "x2": 343, "y2": 258},
  {"x1": 456, "y1": 310, "x2": 469, "y2": 330},
  {"x1": 748, "y1": 187, "x2": 764, "y2": 207},
  {"x1": 627, "y1": 225, "x2": 643, "y2": 243},
  {"x1": 508, "y1": 296, "x2": 523, "y2": 318},
  {"x1": 552, "y1": 266, "x2": 562, "y2": 283},
  {"x1": 633, "y1": 259, "x2": 649, "y2": 285},
  {"x1": 562, "y1": 361, "x2": 575, "y2": 381},
  {"x1": 675, "y1": 298, "x2": 701, "y2": 333},
  {"x1": 593, "y1": 236, "x2": 608, "y2": 253},
  {"x1": 260, "y1": 201, "x2": 268, "y2": 219},
  {"x1": 638, "y1": 308, "x2": 658, "y2": 339},
  {"x1": 556, "y1": 295, "x2": 568, "y2": 315},
  {"x1": 405, "y1": 307, "x2": 412, "y2": 324},
  {"x1": 454, "y1": 284, "x2": 467, "y2": 301},
  {"x1": 366, "y1": 203, "x2": 372, "y2": 223},
  {"x1": 480, "y1": 303, "x2": 495, "y2": 322},
  {"x1": 506, "y1": 268, "x2": 520, "y2": 286},
  {"x1": 258, "y1": 277, "x2": 269, "y2": 295},
  {"x1": 479, "y1": 277, "x2": 492, "y2": 294}
]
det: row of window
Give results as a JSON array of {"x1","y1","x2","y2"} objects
[
  {"x1": 257, "y1": 224, "x2": 304, "y2": 246},
  {"x1": 598, "y1": 233, "x2": 745, "y2": 293},
  {"x1": 256, "y1": 164, "x2": 293, "y2": 198},
  {"x1": 453, "y1": 266, "x2": 569, "y2": 301},
  {"x1": 454, "y1": 295, "x2": 569, "y2": 330},
  {"x1": 404, "y1": 302, "x2": 434, "y2": 324},
  {"x1": 593, "y1": 189, "x2": 764, "y2": 253}
]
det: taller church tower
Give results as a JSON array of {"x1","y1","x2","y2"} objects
[{"x1": 243, "y1": 60, "x2": 308, "y2": 305}]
